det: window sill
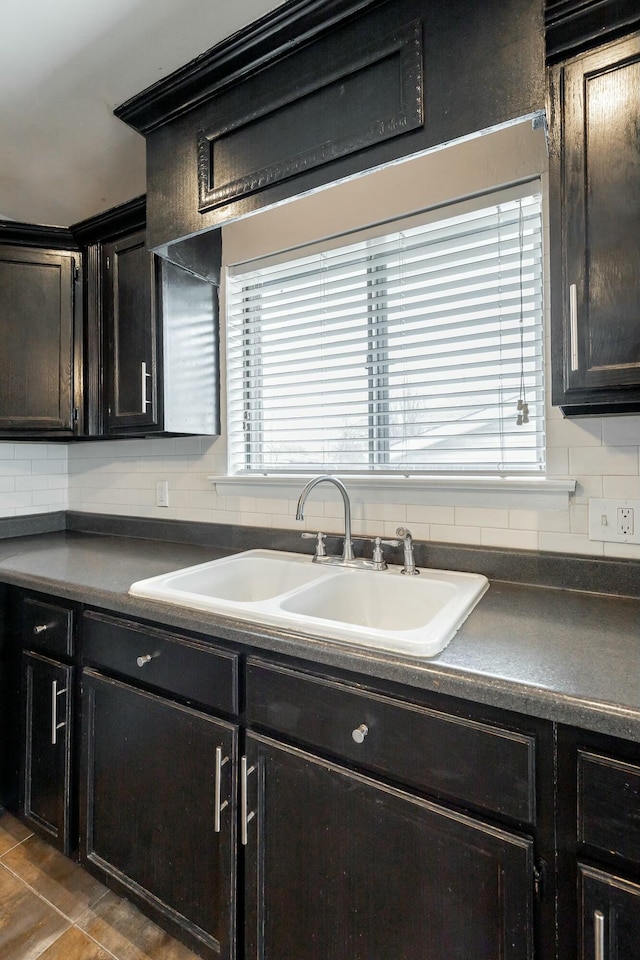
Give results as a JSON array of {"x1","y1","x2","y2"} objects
[{"x1": 208, "y1": 474, "x2": 576, "y2": 510}]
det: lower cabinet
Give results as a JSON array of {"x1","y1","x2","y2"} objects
[
  {"x1": 81, "y1": 670, "x2": 237, "y2": 958},
  {"x1": 21, "y1": 651, "x2": 73, "y2": 851},
  {"x1": 242, "y1": 732, "x2": 535, "y2": 960},
  {"x1": 579, "y1": 866, "x2": 640, "y2": 960},
  {"x1": 18, "y1": 592, "x2": 76, "y2": 854},
  {"x1": 79, "y1": 606, "x2": 240, "y2": 960}
]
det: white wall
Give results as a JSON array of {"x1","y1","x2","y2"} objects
[{"x1": 2, "y1": 120, "x2": 639, "y2": 560}]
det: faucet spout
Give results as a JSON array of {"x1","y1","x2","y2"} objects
[{"x1": 296, "y1": 476, "x2": 355, "y2": 562}]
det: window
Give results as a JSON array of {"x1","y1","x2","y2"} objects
[{"x1": 226, "y1": 184, "x2": 544, "y2": 476}]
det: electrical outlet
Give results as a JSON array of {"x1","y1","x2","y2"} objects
[
  {"x1": 589, "y1": 498, "x2": 640, "y2": 544},
  {"x1": 618, "y1": 507, "x2": 634, "y2": 537},
  {"x1": 156, "y1": 480, "x2": 169, "y2": 508}
]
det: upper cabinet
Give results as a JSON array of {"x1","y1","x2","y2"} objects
[
  {"x1": 74, "y1": 198, "x2": 221, "y2": 438},
  {"x1": 114, "y1": 0, "x2": 544, "y2": 254},
  {"x1": 0, "y1": 227, "x2": 82, "y2": 438},
  {"x1": 103, "y1": 229, "x2": 161, "y2": 434},
  {"x1": 548, "y1": 26, "x2": 640, "y2": 415}
]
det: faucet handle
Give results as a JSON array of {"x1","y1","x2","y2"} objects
[
  {"x1": 396, "y1": 526, "x2": 412, "y2": 540},
  {"x1": 370, "y1": 536, "x2": 400, "y2": 571},
  {"x1": 301, "y1": 531, "x2": 327, "y2": 559}
]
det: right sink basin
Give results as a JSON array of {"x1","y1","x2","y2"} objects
[{"x1": 129, "y1": 549, "x2": 489, "y2": 658}]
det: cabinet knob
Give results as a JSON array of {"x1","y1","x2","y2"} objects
[
  {"x1": 33, "y1": 624, "x2": 48, "y2": 634},
  {"x1": 136, "y1": 654, "x2": 153, "y2": 667},
  {"x1": 352, "y1": 724, "x2": 368, "y2": 744}
]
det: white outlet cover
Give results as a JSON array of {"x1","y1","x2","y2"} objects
[{"x1": 588, "y1": 498, "x2": 640, "y2": 544}]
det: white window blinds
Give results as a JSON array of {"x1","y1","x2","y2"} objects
[{"x1": 226, "y1": 186, "x2": 544, "y2": 475}]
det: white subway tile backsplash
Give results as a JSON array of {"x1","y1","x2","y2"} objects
[
  {"x1": 1, "y1": 387, "x2": 640, "y2": 566},
  {"x1": 569, "y1": 445, "x2": 638, "y2": 477},
  {"x1": 601, "y1": 416, "x2": 640, "y2": 447},
  {"x1": 480, "y1": 527, "x2": 539, "y2": 550},
  {"x1": 602, "y1": 475, "x2": 640, "y2": 499},
  {"x1": 0, "y1": 442, "x2": 68, "y2": 515},
  {"x1": 455, "y1": 506, "x2": 509, "y2": 528}
]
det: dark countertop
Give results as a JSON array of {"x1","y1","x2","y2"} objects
[{"x1": 0, "y1": 528, "x2": 639, "y2": 741}]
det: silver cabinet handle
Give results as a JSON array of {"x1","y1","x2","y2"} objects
[
  {"x1": 352, "y1": 723, "x2": 368, "y2": 744},
  {"x1": 240, "y1": 755, "x2": 256, "y2": 846},
  {"x1": 141, "y1": 361, "x2": 152, "y2": 412},
  {"x1": 569, "y1": 283, "x2": 579, "y2": 372},
  {"x1": 136, "y1": 654, "x2": 154, "y2": 667},
  {"x1": 50, "y1": 680, "x2": 66, "y2": 745},
  {"x1": 594, "y1": 910, "x2": 605, "y2": 960},
  {"x1": 214, "y1": 746, "x2": 229, "y2": 833},
  {"x1": 33, "y1": 624, "x2": 48, "y2": 634}
]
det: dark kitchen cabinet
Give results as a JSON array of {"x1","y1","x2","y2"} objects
[
  {"x1": 80, "y1": 612, "x2": 239, "y2": 959},
  {"x1": 18, "y1": 593, "x2": 76, "y2": 853},
  {"x1": 74, "y1": 197, "x2": 220, "y2": 438},
  {"x1": 116, "y1": 0, "x2": 544, "y2": 252},
  {"x1": 21, "y1": 652, "x2": 73, "y2": 852},
  {"x1": 557, "y1": 726, "x2": 640, "y2": 959},
  {"x1": 243, "y1": 732, "x2": 534, "y2": 960},
  {"x1": 549, "y1": 30, "x2": 640, "y2": 415},
  {"x1": 244, "y1": 658, "x2": 547, "y2": 960},
  {"x1": 103, "y1": 229, "x2": 161, "y2": 433},
  {"x1": 579, "y1": 866, "x2": 640, "y2": 960},
  {"x1": 0, "y1": 242, "x2": 81, "y2": 436}
]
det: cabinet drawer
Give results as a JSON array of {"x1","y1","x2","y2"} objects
[
  {"x1": 578, "y1": 750, "x2": 640, "y2": 865},
  {"x1": 22, "y1": 595, "x2": 74, "y2": 658},
  {"x1": 82, "y1": 611, "x2": 239, "y2": 716},
  {"x1": 247, "y1": 659, "x2": 536, "y2": 824}
]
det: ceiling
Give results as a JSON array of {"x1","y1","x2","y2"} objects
[{"x1": 0, "y1": 0, "x2": 285, "y2": 227}]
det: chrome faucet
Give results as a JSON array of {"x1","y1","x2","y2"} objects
[
  {"x1": 396, "y1": 527, "x2": 419, "y2": 575},
  {"x1": 296, "y1": 476, "x2": 355, "y2": 563}
]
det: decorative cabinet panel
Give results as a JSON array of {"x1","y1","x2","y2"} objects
[
  {"x1": 550, "y1": 31, "x2": 640, "y2": 415},
  {"x1": 115, "y1": 0, "x2": 544, "y2": 250},
  {"x1": 0, "y1": 243, "x2": 81, "y2": 436}
]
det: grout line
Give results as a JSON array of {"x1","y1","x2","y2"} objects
[
  {"x1": 0, "y1": 862, "x2": 71, "y2": 960},
  {"x1": 0, "y1": 861, "x2": 120, "y2": 960},
  {"x1": 70, "y1": 922, "x2": 122, "y2": 960}
]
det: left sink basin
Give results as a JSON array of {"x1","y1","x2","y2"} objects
[{"x1": 130, "y1": 550, "x2": 326, "y2": 605}]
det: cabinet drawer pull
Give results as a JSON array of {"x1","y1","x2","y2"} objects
[
  {"x1": 136, "y1": 653, "x2": 156, "y2": 667},
  {"x1": 141, "y1": 361, "x2": 152, "y2": 412},
  {"x1": 594, "y1": 910, "x2": 605, "y2": 960},
  {"x1": 33, "y1": 624, "x2": 48, "y2": 634},
  {"x1": 50, "y1": 681, "x2": 67, "y2": 746},
  {"x1": 241, "y1": 755, "x2": 256, "y2": 846},
  {"x1": 569, "y1": 283, "x2": 579, "y2": 372},
  {"x1": 352, "y1": 723, "x2": 369, "y2": 744},
  {"x1": 214, "y1": 746, "x2": 229, "y2": 833}
]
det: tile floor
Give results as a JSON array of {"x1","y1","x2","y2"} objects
[{"x1": 0, "y1": 811, "x2": 203, "y2": 960}]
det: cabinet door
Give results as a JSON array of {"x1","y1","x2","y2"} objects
[
  {"x1": 21, "y1": 651, "x2": 73, "y2": 853},
  {"x1": 0, "y1": 246, "x2": 77, "y2": 433},
  {"x1": 579, "y1": 864, "x2": 640, "y2": 959},
  {"x1": 104, "y1": 230, "x2": 161, "y2": 433},
  {"x1": 243, "y1": 733, "x2": 535, "y2": 960},
  {"x1": 551, "y1": 32, "x2": 640, "y2": 413},
  {"x1": 81, "y1": 669, "x2": 237, "y2": 960}
]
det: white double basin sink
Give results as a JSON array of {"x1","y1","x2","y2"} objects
[{"x1": 129, "y1": 549, "x2": 489, "y2": 658}]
